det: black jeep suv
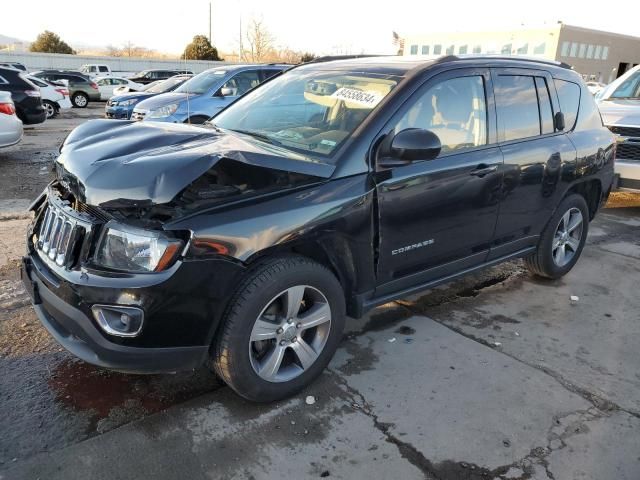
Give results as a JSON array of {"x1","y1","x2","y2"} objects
[{"x1": 22, "y1": 56, "x2": 615, "y2": 402}]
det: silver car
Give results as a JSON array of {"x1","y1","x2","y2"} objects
[
  {"x1": 597, "y1": 65, "x2": 640, "y2": 192},
  {"x1": 0, "y1": 91, "x2": 23, "y2": 147}
]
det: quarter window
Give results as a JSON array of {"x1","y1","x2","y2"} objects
[
  {"x1": 554, "y1": 79, "x2": 580, "y2": 131},
  {"x1": 394, "y1": 75, "x2": 488, "y2": 155},
  {"x1": 495, "y1": 75, "x2": 541, "y2": 141}
]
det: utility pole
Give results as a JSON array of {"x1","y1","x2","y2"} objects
[
  {"x1": 239, "y1": 16, "x2": 243, "y2": 62},
  {"x1": 208, "y1": 2, "x2": 212, "y2": 44}
]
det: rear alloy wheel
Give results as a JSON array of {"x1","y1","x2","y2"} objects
[
  {"x1": 212, "y1": 255, "x2": 345, "y2": 402},
  {"x1": 524, "y1": 194, "x2": 589, "y2": 279},
  {"x1": 72, "y1": 92, "x2": 88, "y2": 108},
  {"x1": 43, "y1": 100, "x2": 57, "y2": 119}
]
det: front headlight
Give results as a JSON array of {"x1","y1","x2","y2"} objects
[
  {"x1": 147, "y1": 103, "x2": 179, "y2": 118},
  {"x1": 120, "y1": 98, "x2": 139, "y2": 107},
  {"x1": 95, "y1": 223, "x2": 183, "y2": 273}
]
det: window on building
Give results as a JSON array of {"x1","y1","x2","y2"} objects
[
  {"x1": 445, "y1": 45, "x2": 455, "y2": 55},
  {"x1": 394, "y1": 75, "x2": 488, "y2": 155},
  {"x1": 569, "y1": 42, "x2": 578, "y2": 57},
  {"x1": 602, "y1": 46, "x2": 609, "y2": 60},
  {"x1": 517, "y1": 44, "x2": 529, "y2": 55},
  {"x1": 561, "y1": 41, "x2": 570, "y2": 57},
  {"x1": 533, "y1": 42, "x2": 546, "y2": 55},
  {"x1": 421, "y1": 45, "x2": 429, "y2": 55},
  {"x1": 473, "y1": 45, "x2": 482, "y2": 54},
  {"x1": 495, "y1": 75, "x2": 541, "y2": 141},
  {"x1": 586, "y1": 44, "x2": 595, "y2": 59},
  {"x1": 501, "y1": 43, "x2": 512, "y2": 54},
  {"x1": 410, "y1": 45, "x2": 418, "y2": 55},
  {"x1": 554, "y1": 79, "x2": 580, "y2": 131},
  {"x1": 434, "y1": 44, "x2": 442, "y2": 55},
  {"x1": 535, "y1": 77, "x2": 554, "y2": 134},
  {"x1": 458, "y1": 45, "x2": 468, "y2": 54},
  {"x1": 578, "y1": 43, "x2": 587, "y2": 58},
  {"x1": 594, "y1": 45, "x2": 602, "y2": 60}
]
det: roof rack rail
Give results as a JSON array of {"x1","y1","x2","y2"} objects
[
  {"x1": 436, "y1": 54, "x2": 572, "y2": 70},
  {"x1": 306, "y1": 54, "x2": 386, "y2": 64}
]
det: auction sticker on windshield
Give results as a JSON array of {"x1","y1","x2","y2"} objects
[{"x1": 331, "y1": 87, "x2": 384, "y2": 107}]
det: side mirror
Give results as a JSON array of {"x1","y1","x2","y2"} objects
[
  {"x1": 554, "y1": 112, "x2": 565, "y2": 131},
  {"x1": 219, "y1": 87, "x2": 234, "y2": 97},
  {"x1": 379, "y1": 129, "x2": 441, "y2": 167}
]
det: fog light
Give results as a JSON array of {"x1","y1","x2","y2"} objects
[{"x1": 91, "y1": 305, "x2": 144, "y2": 337}]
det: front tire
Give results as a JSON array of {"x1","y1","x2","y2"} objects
[
  {"x1": 211, "y1": 255, "x2": 345, "y2": 402},
  {"x1": 43, "y1": 100, "x2": 58, "y2": 119},
  {"x1": 524, "y1": 194, "x2": 589, "y2": 279},
  {"x1": 72, "y1": 92, "x2": 88, "y2": 108}
]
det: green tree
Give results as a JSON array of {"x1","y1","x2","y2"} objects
[
  {"x1": 29, "y1": 31, "x2": 75, "y2": 54},
  {"x1": 183, "y1": 35, "x2": 222, "y2": 61}
]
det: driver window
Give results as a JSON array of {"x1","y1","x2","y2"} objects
[
  {"x1": 395, "y1": 75, "x2": 488, "y2": 155},
  {"x1": 221, "y1": 70, "x2": 261, "y2": 97}
]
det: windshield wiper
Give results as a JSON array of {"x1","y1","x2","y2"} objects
[{"x1": 228, "y1": 129, "x2": 282, "y2": 146}]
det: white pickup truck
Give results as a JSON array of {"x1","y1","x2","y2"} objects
[
  {"x1": 597, "y1": 65, "x2": 640, "y2": 192},
  {"x1": 79, "y1": 64, "x2": 136, "y2": 79}
]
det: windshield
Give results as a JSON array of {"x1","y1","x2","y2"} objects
[
  {"x1": 175, "y1": 69, "x2": 227, "y2": 94},
  {"x1": 146, "y1": 76, "x2": 188, "y2": 93},
  {"x1": 213, "y1": 69, "x2": 400, "y2": 157},
  {"x1": 609, "y1": 70, "x2": 640, "y2": 100},
  {"x1": 133, "y1": 70, "x2": 149, "y2": 78}
]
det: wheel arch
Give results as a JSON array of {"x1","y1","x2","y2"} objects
[{"x1": 564, "y1": 178, "x2": 602, "y2": 220}]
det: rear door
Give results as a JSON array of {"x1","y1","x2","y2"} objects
[
  {"x1": 488, "y1": 68, "x2": 577, "y2": 259},
  {"x1": 375, "y1": 68, "x2": 504, "y2": 291}
]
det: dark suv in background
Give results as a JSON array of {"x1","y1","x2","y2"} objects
[
  {"x1": 128, "y1": 69, "x2": 193, "y2": 85},
  {"x1": 32, "y1": 70, "x2": 100, "y2": 108},
  {"x1": 0, "y1": 66, "x2": 46, "y2": 124},
  {"x1": 22, "y1": 56, "x2": 614, "y2": 402}
]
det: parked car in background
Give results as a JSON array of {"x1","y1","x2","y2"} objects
[
  {"x1": 105, "y1": 74, "x2": 192, "y2": 119},
  {"x1": 0, "y1": 66, "x2": 46, "y2": 124},
  {"x1": 26, "y1": 75, "x2": 72, "y2": 119},
  {"x1": 32, "y1": 70, "x2": 100, "y2": 108},
  {"x1": 80, "y1": 64, "x2": 112, "y2": 78},
  {"x1": 113, "y1": 79, "x2": 160, "y2": 96},
  {"x1": 133, "y1": 64, "x2": 287, "y2": 123},
  {"x1": 95, "y1": 77, "x2": 144, "y2": 100},
  {"x1": 128, "y1": 69, "x2": 193, "y2": 85},
  {"x1": 0, "y1": 62, "x2": 27, "y2": 72},
  {"x1": 0, "y1": 91, "x2": 22, "y2": 147},
  {"x1": 586, "y1": 81, "x2": 606, "y2": 96},
  {"x1": 597, "y1": 64, "x2": 640, "y2": 192},
  {"x1": 22, "y1": 56, "x2": 614, "y2": 402}
]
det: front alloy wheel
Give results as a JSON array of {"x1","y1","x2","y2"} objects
[
  {"x1": 249, "y1": 286, "x2": 331, "y2": 382},
  {"x1": 211, "y1": 255, "x2": 345, "y2": 402},
  {"x1": 552, "y1": 207, "x2": 583, "y2": 267}
]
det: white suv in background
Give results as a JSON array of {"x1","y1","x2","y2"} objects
[
  {"x1": 597, "y1": 65, "x2": 640, "y2": 192},
  {"x1": 26, "y1": 75, "x2": 72, "y2": 119},
  {"x1": 0, "y1": 91, "x2": 23, "y2": 148}
]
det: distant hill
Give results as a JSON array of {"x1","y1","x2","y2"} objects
[{"x1": 0, "y1": 34, "x2": 27, "y2": 46}]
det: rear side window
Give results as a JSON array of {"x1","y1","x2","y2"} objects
[
  {"x1": 554, "y1": 79, "x2": 580, "y2": 131},
  {"x1": 99, "y1": 66, "x2": 109, "y2": 72},
  {"x1": 495, "y1": 75, "x2": 540, "y2": 141}
]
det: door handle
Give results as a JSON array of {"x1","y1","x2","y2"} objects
[{"x1": 469, "y1": 165, "x2": 498, "y2": 177}]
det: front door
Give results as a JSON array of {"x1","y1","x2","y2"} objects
[{"x1": 375, "y1": 68, "x2": 503, "y2": 293}]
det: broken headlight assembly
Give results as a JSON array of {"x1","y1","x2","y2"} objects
[{"x1": 95, "y1": 222, "x2": 183, "y2": 273}]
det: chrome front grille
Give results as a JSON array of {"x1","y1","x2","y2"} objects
[{"x1": 37, "y1": 204, "x2": 81, "y2": 267}]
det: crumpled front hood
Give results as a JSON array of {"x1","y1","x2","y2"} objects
[
  {"x1": 57, "y1": 119, "x2": 334, "y2": 207},
  {"x1": 598, "y1": 99, "x2": 640, "y2": 126},
  {"x1": 134, "y1": 92, "x2": 193, "y2": 112}
]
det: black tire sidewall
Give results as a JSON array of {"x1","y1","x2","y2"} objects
[
  {"x1": 43, "y1": 100, "x2": 56, "y2": 118},
  {"x1": 215, "y1": 258, "x2": 345, "y2": 402},
  {"x1": 538, "y1": 194, "x2": 589, "y2": 278}
]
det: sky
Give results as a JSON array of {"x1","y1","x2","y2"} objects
[{"x1": 2, "y1": 0, "x2": 639, "y2": 56}]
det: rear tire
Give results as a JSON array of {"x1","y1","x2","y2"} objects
[
  {"x1": 524, "y1": 194, "x2": 589, "y2": 279},
  {"x1": 211, "y1": 255, "x2": 345, "y2": 402},
  {"x1": 72, "y1": 92, "x2": 88, "y2": 108},
  {"x1": 43, "y1": 100, "x2": 58, "y2": 119}
]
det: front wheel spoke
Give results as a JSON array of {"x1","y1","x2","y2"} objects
[
  {"x1": 251, "y1": 318, "x2": 279, "y2": 341},
  {"x1": 291, "y1": 339, "x2": 318, "y2": 370},
  {"x1": 567, "y1": 214, "x2": 583, "y2": 233},
  {"x1": 554, "y1": 244, "x2": 566, "y2": 264},
  {"x1": 561, "y1": 210, "x2": 571, "y2": 231},
  {"x1": 259, "y1": 345, "x2": 286, "y2": 380},
  {"x1": 566, "y1": 237, "x2": 580, "y2": 251},
  {"x1": 284, "y1": 286, "x2": 306, "y2": 319},
  {"x1": 297, "y1": 302, "x2": 331, "y2": 330},
  {"x1": 552, "y1": 235, "x2": 563, "y2": 249}
]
